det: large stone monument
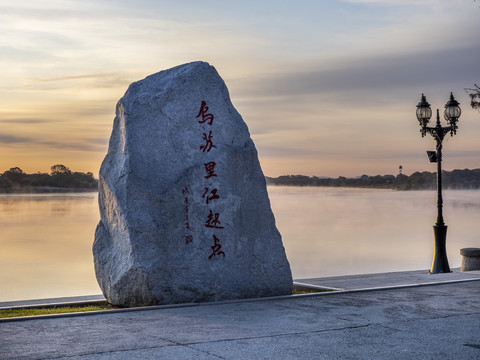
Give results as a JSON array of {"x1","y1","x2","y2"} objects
[{"x1": 93, "y1": 61, "x2": 292, "y2": 307}]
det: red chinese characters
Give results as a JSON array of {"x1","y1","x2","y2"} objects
[
  {"x1": 204, "y1": 162, "x2": 217, "y2": 179},
  {"x1": 208, "y1": 235, "x2": 225, "y2": 259},
  {"x1": 202, "y1": 188, "x2": 219, "y2": 205},
  {"x1": 200, "y1": 131, "x2": 216, "y2": 153},
  {"x1": 196, "y1": 100, "x2": 214, "y2": 125},
  {"x1": 195, "y1": 100, "x2": 226, "y2": 259},
  {"x1": 205, "y1": 210, "x2": 224, "y2": 229}
]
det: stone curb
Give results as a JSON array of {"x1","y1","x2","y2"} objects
[
  {"x1": 2, "y1": 277, "x2": 480, "y2": 323},
  {"x1": 0, "y1": 299, "x2": 107, "y2": 311}
]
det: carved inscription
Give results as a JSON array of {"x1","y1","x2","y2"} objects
[
  {"x1": 182, "y1": 185, "x2": 193, "y2": 244},
  {"x1": 196, "y1": 100, "x2": 225, "y2": 259}
]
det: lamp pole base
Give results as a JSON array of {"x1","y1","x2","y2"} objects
[{"x1": 429, "y1": 224, "x2": 451, "y2": 274}]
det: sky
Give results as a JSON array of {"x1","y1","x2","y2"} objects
[{"x1": 1, "y1": 0, "x2": 479, "y2": 178}]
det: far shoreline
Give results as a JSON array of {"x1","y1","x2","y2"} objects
[
  {"x1": 3, "y1": 184, "x2": 480, "y2": 194},
  {"x1": 0, "y1": 186, "x2": 98, "y2": 194}
]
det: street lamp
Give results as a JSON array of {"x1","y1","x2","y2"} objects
[{"x1": 416, "y1": 93, "x2": 461, "y2": 274}]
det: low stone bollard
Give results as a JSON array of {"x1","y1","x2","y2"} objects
[{"x1": 460, "y1": 248, "x2": 480, "y2": 272}]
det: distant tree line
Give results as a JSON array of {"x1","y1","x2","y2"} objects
[
  {"x1": 0, "y1": 165, "x2": 98, "y2": 193},
  {"x1": 266, "y1": 169, "x2": 480, "y2": 190}
]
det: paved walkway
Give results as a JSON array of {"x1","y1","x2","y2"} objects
[
  {"x1": 1, "y1": 270, "x2": 480, "y2": 359},
  {"x1": 295, "y1": 268, "x2": 480, "y2": 291}
]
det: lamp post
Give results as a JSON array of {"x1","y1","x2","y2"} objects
[{"x1": 416, "y1": 93, "x2": 461, "y2": 274}]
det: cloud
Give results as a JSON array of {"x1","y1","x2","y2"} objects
[
  {"x1": 37, "y1": 139, "x2": 107, "y2": 153},
  {"x1": 0, "y1": 118, "x2": 50, "y2": 124},
  {"x1": 0, "y1": 46, "x2": 55, "y2": 63},
  {"x1": 30, "y1": 72, "x2": 132, "y2": 89},
  {"x1": 0, "y1": 0, "x2": 478, "y2": 178},
  {"x1": 339, "y1": 0, "x2": 465, "y2": 5},
  {"x1": 236, "y1": 43, "x2": 480, "y2": 102},
  {"x1": 0, "y1": 132, "x2": 107, "y2": 153},
  {"x1": 0, "y1": 134, "x2": 33, "y2": 144},
  {"x1": 0, "y1": 100, "x2": 115, "y2": 124}
]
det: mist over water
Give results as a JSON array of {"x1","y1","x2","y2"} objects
[{"x1": 1, "y1": 187, "x2": 480, "y2": 302}]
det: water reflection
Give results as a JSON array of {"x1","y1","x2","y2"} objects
[
  {"x1": 0, "y1": 193, "x2": 100, "y2": 301},
  {"x1": 1, "y1": 188, "x2": 480, "y2": 301},
  {"x1": 268, "y1": 187, "x2": 480, "y2": 279}
]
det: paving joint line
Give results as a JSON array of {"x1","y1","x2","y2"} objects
[
  {"x1": 176, "y1": 323, "x2": 374, "y2": 349},
  {"x1": 34, "y1": 342, "x2": 184, "y2": 360}
]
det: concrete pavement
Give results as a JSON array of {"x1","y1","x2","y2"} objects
[
  {"x1": 295, "y1": 268, "x2": 480, "y2": 291},
  {"x1": 1, "y1": 270, "x2": 480, "y2": 359}
]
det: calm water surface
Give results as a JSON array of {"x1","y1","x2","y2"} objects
[{"x1": 1, "y1": 187, "x2": 479, "y2": 301}]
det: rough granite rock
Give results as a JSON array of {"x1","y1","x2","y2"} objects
[{"x1": 93, "y1": 61, "x2": 292, "y2": 307}]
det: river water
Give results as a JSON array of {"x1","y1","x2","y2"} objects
[{"x1": 1, "y1": 187, "x2": 479, "y2": 301}]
